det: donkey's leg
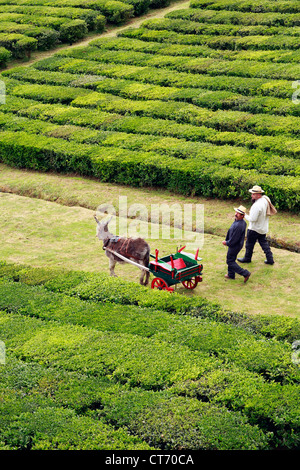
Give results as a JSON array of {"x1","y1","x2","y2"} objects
[
  {"x1": 109, "y1": 258, "x2": 118, "y2": 277},
  {"x1": 138, "y1": 263, "x2": 149, "y2": 286},
  {"x1": 139, "y1": 266, "x2": 145, "y2": 285},
  {"x1": 143, "y1": 269, "x2": 150, "y2": 286}
]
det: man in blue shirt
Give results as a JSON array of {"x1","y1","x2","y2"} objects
[{"x1": 222, "y1": 206, "x2": 251, "y2": 283}]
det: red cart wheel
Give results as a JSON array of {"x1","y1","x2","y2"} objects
[
  {"x1": 182, "y1": 277, "x2": 198, "y2": 290},
  {"x1": 151, "y1": 277, "x2": 174, "y2": 292}
]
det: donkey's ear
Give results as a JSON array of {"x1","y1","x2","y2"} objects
[
  {"x1": 104, "y1": 215, "x2": 113, "y2": 226},
  {"x1": 94, "y1": 215, "x2": 100, "y2": 224}
]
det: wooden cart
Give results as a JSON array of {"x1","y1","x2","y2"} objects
[{"x1": 149, "y1": 246, "x2": 203, "y2": 292}]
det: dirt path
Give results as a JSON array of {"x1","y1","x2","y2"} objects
[{"x1": 3, "y1": 0, "x2": 190, "y2": 70}]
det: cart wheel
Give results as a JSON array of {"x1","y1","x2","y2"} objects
[
  {"x1": 151, "y1": 277, "x2": 173, "y2": 292},
  {"x1": 182, "y1": 277, "x2": 198, "y2": 290}
]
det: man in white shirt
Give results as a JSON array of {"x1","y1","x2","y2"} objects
[{"x1": 238, "y1": 185, "x2": 274, "y2": 265}]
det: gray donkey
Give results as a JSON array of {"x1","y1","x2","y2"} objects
[{"x1": 94, "y1": 215, "x2": 150, "y2": 286}]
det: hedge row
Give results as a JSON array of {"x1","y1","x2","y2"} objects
[
  {"x1": 0, "y1": 127, "x2": 299, "y2": 210},
  {"x1": 0, "y1": 0, "x2": 160, "y2": 64},
  {"x1": 4, "y1": 79, "x2": 299, "y2": 138},
  {"x1": 91, "y1": 35, "x2": 300, "y2": 63},
  {"x1": 120, "y1": 25, "x2": 300, "y2": 53},
  {"x1": 1, "y1": 261, "x2": 300, "y2": 343},
  {"x1": 142, "y1": 17, "x2": 300, "y2": 38},
  {"x1": 57, "y1": 40, "x2": 300, "y2": 81},
  {"x1": 4, "y1": 66, "x2": 300, "y2": 118},
  {"x1": 0, "y1": 18, "x2": 104, "y2": 61},
  {"x1": 0, "y1": 4, "x2": 130, "y2": 27},
  {"x1": 0, "y1": 11, "x2": 106, "y2": 35},
  {"x1": 0, "y1": 279, "x2": 299, "y2": 384},
  {"x1": 166, "y1": 7, "x2": 300, "y2": 27},
  {"x1": 0, "y1": 6, "x2": 299, "y2": 212},
  {"x1": 190, "y1": 0, "x2": 300, "y2": 14},
  {"x1": 2, "y1": 93, "x2": 300, "y2": 162},
  {"x1": 0, "y1": 0, "x2": 164, "y2": 19},
  {"x1": 0, "y1": 22, "x2": 61, "y2": 51},
  {"x1": 0, "y1": 110, "x2": 299, "y2": 178},
  {"x1": 34, "y1": 54, "x2": 295, "y2": 99},
  {"x1": 94, "y1": 78, "x2": 300, "y2": 118}
]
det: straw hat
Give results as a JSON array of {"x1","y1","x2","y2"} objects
[
  {"x1": 234, "y1": 205, "x2": 247, "y2": 215},
  {"x1": 249, "y1": 185, "x2": 264, "y2": 194}
]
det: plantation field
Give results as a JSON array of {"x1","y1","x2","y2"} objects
[
  {"x1": 0, "y1": 0, "x2": 179, "y2": 67},
  {"x1": 0, "y1": 0, "x2": 300, "y2": 452},
  {"x1": 0, "y1": 0, "x2": 300, "y2": 211},
  {"x1": 0, "y1": 260, "x2": 300, "y2": 450}
]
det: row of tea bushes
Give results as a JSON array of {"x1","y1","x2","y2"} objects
[
  {"x1": 1, "y1": 280, "x2": 299, "y2": 384},
  {"x1": 4, "y1": 79, "x2": 299, "y2": 137},
  {"x1": 91, "y1": 34, "x2": 300, "y2": 63},
  {"x1": 141, "y1": 17, "x2": 300, "y2": 37},
  {"x1": 1, "y1": 261, "x2": 300, "y2": 343},
  {"x1": 0, "y1": 0, "x2": 170, "y2": 18},
  {"x1": 33, "y1": 53, "x2": 296, "y2": 99},
  {"x1": 0, "y1": 127, "x2": 299, "y2": 210},
  {"x1": 2, "y1": 93, "x2": 300, "y2": 160},
  {"x1": 57, "y1": 39, "x2": 300, "y2": 80},
  {"x1": 0, "y1": 110, "x2": 299, "y2": 177},
  {"x1": 166, "y1": 7, "x2": 300, "y2": 27},
  {"x1": 0, "y1": 9, "x2": 106, "y2": 59},
  {"x1": 0, "y1": 33, "x2": 38, "y2": 59},
  {"x1": 0, "y1": 356, "x2": 153, "y2": 450},
  {"x1": 190, "y1": 0, "x2": 300, "y2": 14},
  {"x1": 4, "y1": 65, "x2": 300, "y2": 118},
  {"x1": 0, "y1": 11, "x2": 106, "y2": 39},
  {"x1": 0, "y1": 22, "x2": 62, "y2": 51},
  {"x1": 2, "y1": 85, "x2": 300, "y2": 156},
  {"x1": 0, "y1": 1, "x2": 299, "y2": 212},
  {"x1": 0, "y1": 3, "x2": 130, "y2": 27},
  {"x1": 4, "y1": 92, "x2": 300, "y2": 160},
  {"x1": 120, "y1": 25, "x2": 300, "y2": 53},
  {"x1": 34, "y1": 54, "x2": 293, "y2": 98}
]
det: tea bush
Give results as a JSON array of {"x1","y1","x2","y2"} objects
[
  {"x1": 0, "y1": 33, "x2": 37, "y2": 58},
  {"x1": 0, "y1": 46, "x2": 11, "y2": 66}
]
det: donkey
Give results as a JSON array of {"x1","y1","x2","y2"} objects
[{"x1": 94, "y1": 215, "x2": 150, "y2": 286}]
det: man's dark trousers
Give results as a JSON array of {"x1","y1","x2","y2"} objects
[
  {"x1": 227, "y1": 248, "x2": 250, "y2": 279},
  {"x1": 242, "y1": 229, "x2": 274, "y2": 263}
]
